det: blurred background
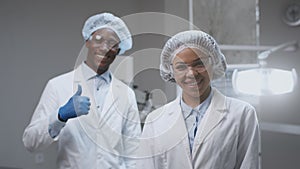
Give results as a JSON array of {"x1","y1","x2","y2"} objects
[{"x1": 0, "y1": 0, "x2": 300, "y2": 168}]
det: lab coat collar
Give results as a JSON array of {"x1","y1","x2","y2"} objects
[
  {"x1": 154, "y1": 99, "x2": 193, "y2": 166},
  {"x1": 165, "y1": 88, "x2": 227, "y2": 160},
  {"x1": 72, "y1": 64, "x2": 124, "y2": 152},
  {"x1": 98, "y1": 76, "x2": 123, "y2": 127},
  {"x1": 72, "y1": 64, "x2": 100, "y2": 132},
  {"x1": 81, "y1": 62, "x2": 97, "y2": 81},
  {"x1": 73, "y1": 63, "x2": 122, "y2": 126},
  {"x1": 210, "y1": 87, "x2": 227, "y2": 112},
  {"x1": 168, "y1": 87, "x2": 226, "y2": 115},
  {"x1": 167, "y1": 88, "x2": 227, "y2": 160},
  {"x1": 180, "y1": 89, "x2": 213, "y2": 119},
  {"x1": 81, "y1": 62, "x2": 111, "y2": 83},
  {"x1": 192, "y1": 87, "x2": 227, "y2": 159}
]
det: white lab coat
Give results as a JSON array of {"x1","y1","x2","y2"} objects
[
  {"x1": 23, "y1": 64, "x2": 141, "y2": 169},
  {"x1": 138, "y1": 88, "x2": 260, "y2": 169}
]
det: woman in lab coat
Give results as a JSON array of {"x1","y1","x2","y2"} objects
[{"x1": 138, "y1": 30, "x2": 260, "y2": 169}]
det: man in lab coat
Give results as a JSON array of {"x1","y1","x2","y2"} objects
[
  {"x1": 23, "y1": 13, "x2": 141, "y2": 169},
  {"x1": 138, "y1": 30, "x2": 260, "y2": 169}
]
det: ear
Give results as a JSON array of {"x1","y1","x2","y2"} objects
[
  {"x1": 116, "y1": 48, "x2": 121, "y2": 55},
  {"x1": 85, "y1": 40, "x2": 90, "y2": 48}
]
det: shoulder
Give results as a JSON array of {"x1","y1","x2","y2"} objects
[
  {"x1": 142, "y1": 99, "x2": 181, "y2": 138},
  {"x1": 44, "y1": 70, "x2": 74, "y2": 95},
  {"x1": 111, "y1": 76, "x2": 135, "y2": 94},
  {"x1": 112, "y1": 76, "x2": 130, "y2": 88},
  {"x1": 146, "y1": 99, "x2": 178, "y2": 122},
  {"x1": 48, "y1": 70, "x2": 74, "y2": 84},
  {"x1": 212, "y1": 88, "x2": 257, "y2": 121},
  {"x1": 223, "y1": 96, "x2": 258, "y2": 127},
  {"x1": 212, "y1": 88, "x2": 255, "y2": 112},
  {"x1": 226, "y1": 96, "x2": 255, "y2": 112}
]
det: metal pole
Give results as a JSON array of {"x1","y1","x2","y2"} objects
[{"x1": 188, "y1": 0, "x2": 193, "y2": 30}]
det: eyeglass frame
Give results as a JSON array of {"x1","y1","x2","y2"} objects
[
  {"x1": 88, "y1": 34, "x2": 120, "y2": 51},
  {"x1": 170, "y1": 57, "x2": 212, "y2": 75}
]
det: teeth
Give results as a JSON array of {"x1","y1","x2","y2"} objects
[
  {"x1": 186, "y1": 80, "x2": 201, "y2": 86},
  {"x1": 96, "y1": 55, "x2": 105, "y2": 59},
  {"x1": 186, "y1": 81, "x2": 197, "y2": 85}
]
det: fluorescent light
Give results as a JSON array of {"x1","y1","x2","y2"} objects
[
  {"x1": 230, "y1": 41, "x2": 298, "y2": 96},
  {"x1": 232, "y1": 68, "x2": 297, "y2": 96}
]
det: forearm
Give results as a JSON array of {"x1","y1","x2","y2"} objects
[
  {"x1": 23, "y1": 117, "x2": 55, "y2": 152},
  {"x1": 48, "y1": 113, "x2": 66, "y2": 138},
  {"x1": 22, "y1": 80, "x2": 69, "y2": 151}
]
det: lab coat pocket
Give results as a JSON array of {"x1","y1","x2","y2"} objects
[
  {"x1": 112, "y1": 137, "x2": 123, "y2": 152},
  {"x1": 102, "y1": 127, "x2": 122, "y2": 152},
  {"x1": 99, "y1": 105, "x2": 123, "y2": 151},
  {"x1": 211, "y1": 126, "x2": 238, "y2": 168}
]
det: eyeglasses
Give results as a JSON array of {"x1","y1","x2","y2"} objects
[
  {"x1": 89, "y1": 34, "x2": 120, "y2": 51},
  {"x1": 171, "y1": 57, "x2": 212, "y2": 74}
]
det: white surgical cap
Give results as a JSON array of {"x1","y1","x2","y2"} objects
[
  {"x1": 82, "y1": 12, "x2": 132, "y2": 55},
  {"x1": 160, "y1": 30, "x2": 227, "y2": 82}
]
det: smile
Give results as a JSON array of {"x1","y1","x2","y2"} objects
[
  {"x1": 185, "y1": 79, "x2": 202, "y2": 87},
  {"x1": 96, "y1": 54, "x2": 105, "y2": 59}
]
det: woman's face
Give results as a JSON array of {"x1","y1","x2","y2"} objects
[{"x1": 172, "y1": 48, "x2": 213, "y2": 102}]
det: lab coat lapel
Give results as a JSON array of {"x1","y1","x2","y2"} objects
[
  {"x1": 73, "y1": 65, "x2": 99, "y2": 128},
  {"x1": 73, "y1": 66, "x2": 120, "y2": 127},
  {"x1": 73, "y1": 66, "x2": 120, "y2": 153},
  {"x1": 167, "y1": 98, "x2": 193, "y2": 166},
  {"x1": 98, "y1": 76, "x2": 120, "y2": 126},
  {"x1": 96, "y1": 76, "x2": 123, "y2": 150},
  {"x1": 192, "y1": 88, "x2": 227, "y2": 158}
]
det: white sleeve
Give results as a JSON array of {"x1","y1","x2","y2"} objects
[
  {"x1": 22, "y1": 80, "x2": 64, "y2": 152},
  {"x1": 48, "y1": 113, "x2": 66, "y2": 139},
  {"x1": 235, "y1": 105, "x2": 260, "y2": 169},
  {"x1": 136, "y1": 115, "x2": 159, "y2": 169},
  {"x1": 122, "y1": 89, "x2": 142, "y2": 169}
]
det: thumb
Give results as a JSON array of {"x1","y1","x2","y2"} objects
[{"x1": 74, "y1": 84, "x2": 82, "y2": 96}]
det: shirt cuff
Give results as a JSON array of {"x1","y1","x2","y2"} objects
[{"x1": 48, "y1": 114, "x2": 66, "y2": 139}]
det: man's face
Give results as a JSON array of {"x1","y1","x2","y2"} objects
[
  {"x1": 85, "y1": 28, "x2": 120, "y2": 74},
  {"x1": 172, "y1": 48, "x2": 213, "y2": 102}
]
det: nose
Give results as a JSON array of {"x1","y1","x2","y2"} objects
[
  {"x1": 186, "y1": 66, "x2": 198, "y2": 77},
  {"x1": 96, "y1": 42, "x2": 110, "y2": 54}
]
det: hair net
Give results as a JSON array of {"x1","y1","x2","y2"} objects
[
  {"x1": 160, "y1": 30, "x2": 227, "y2": 82},
  {"x1": 82, "y1": 12, "x2": 132, "y2": 55}
]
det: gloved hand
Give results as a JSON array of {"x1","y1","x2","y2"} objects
[{"x1": 58, "y1": 85, "x2": 91, "y2": 122}]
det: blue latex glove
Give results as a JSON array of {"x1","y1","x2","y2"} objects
[{"x1": 58, "y1": 85, "x2": 91, "y2": 122}]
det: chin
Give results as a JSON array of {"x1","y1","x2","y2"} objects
[
  {"x1": 97, "y1": 65, "x2": 108, "y2": 71},
  {"x1": 190, "y1": 87, "x2": 208, "y2": 97}
]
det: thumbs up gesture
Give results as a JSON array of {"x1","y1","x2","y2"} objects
[{"x1": 58, "y1": 85, "x2": 91, "y2": 122}]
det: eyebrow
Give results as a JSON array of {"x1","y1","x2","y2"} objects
[{"x1": 173, "y1": 58, "x2": 204, "y2": 65}]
